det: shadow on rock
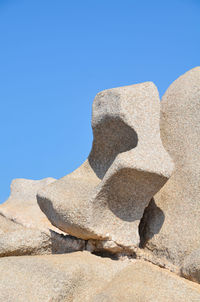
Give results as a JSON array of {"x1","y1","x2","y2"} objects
[
  {"x1": 139, "y1": 198, "x2": 165, "y2": 248},
  {"x1": 50, "y1": 230, "x2": 85, "y2": 254}
]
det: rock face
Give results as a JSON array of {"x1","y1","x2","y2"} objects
[
  {"x1": 1, "y1": 73, "x2": 200, "y2": 301},
  {"x1": 0, "y1": 252, "x2": 127, "y2": 302},
  {"x1": 0, "y1": 214, "x2": 85, "y2": 257},
  {"x1": 37, "y1": 82, "x2": 173, "y2": 248},
  {"x1": 93, "y1": 260, "x2": 200, "y2": 302},
  {"x1": 140, "y1": 67, "x2": 200, "y2": 267},
  {"x1": 181, "y1": 248, "x2": 200, "y2": 284},
  {"x1": 0, "y1": 214, "x2": 50, "y2": 256},
  {"x1": 0, "y1": 178, "x2": 61, "y2": 233},
  {"x1": 0, "y1": 213, "x2": 23, "y2": 234},
  {"x1": 0, "y1": 179, "x2": 85, "y2": 257},
  {"x1": 1, "y1": 252, "x2": 199, "y2": 302}
]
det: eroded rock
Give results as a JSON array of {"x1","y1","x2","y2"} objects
[
  {"x1": 0, "y1": 214, "x2": 85, "y2": 257},
  {"x1": 0, "y1": 179, "x2": 85, "y2": 257},
  {"x1": 37, "y1": 82, "x2": 173, "y2": 248},
  {"x1": 0, "y1": 251, "x2": 127, "y2": 302},
  {"x1": 140, "y1": 67, "x2": 200, "y2": 269},
  {"x1": 0, "y1": 178, "x2": 61, "y2": 233},
  {"x1": 92, "y1": 260, "x2": 200, "y2": 302}
]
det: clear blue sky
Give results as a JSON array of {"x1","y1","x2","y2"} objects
[{"x1": 0, "y1": 0, "x2": 199, "y2": 203}]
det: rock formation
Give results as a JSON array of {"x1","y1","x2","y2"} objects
[
  {"x1": 92, "y1": 261, "x2": 200, "y2": 302},
  {"x1": 140, "y1": 67, "x2": 200, "y2": 271},
  {"x1": 0, "y1": 216, "x2": 85, "y2": 257},
  {"x1": 0, "y1": 178, "x2": 58, "y2": 232},
  {"x1": 1, "y1": 252, "x2": 200, "y2": 302},
  {"x1": 0, "y1": 252, "x2": 127, "y2": 302},
  {"x1": 37, "y1": 82, "x2": 174, "y2": 248},
  {"x1": 1, "y1": 68, "x2": 200, "y2": 301},
  {"x1": 0, "y1": 179, "x2": 85, "y2": 256}
]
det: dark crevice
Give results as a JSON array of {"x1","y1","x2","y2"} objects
[
  {"x1": 91, "y1": 250, "x2": 119, "y2": 260},
  {"x1": 139, "y1": 198, "x2": 165, "y2": 248}
]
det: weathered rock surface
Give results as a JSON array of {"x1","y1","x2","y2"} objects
[
  {"x1": 0, "y1": 214, "x2": 85, "y2": 257},
  {"x1": 0, "y1": 178, "x2": 61, "y2": 233},
  {"x1": 0, "y1": 251, "x2": 127, "y2": 302},
  {"x1": 0, "y1": 178, "x2": 85, "y2": 257},
  {"x1": 0, "y1": 242, "x2": 200, "y2": 302},
  {"x1": 181, "y1": 248, "x2": 200, "y2": 284},
  {"x1": 1, "y1": 74, "x2": 200, "y2": 301},
  {"x1": 92, "y1": 260, "x2": 200, "y2": 302},
  {"x1": 140, "y1": 67, "x2": 200, "y2": 268},
  {"x1": 0, "y1": 215, "x2": 47, "y2": 256},
  {"x1": 0, "y1": 213, "x2": 23, "y2": 234},
  {"x1": 0, "y1": 226, "x2": 52, "y2": 257},
  {"x1": 37, "y1": 82, "x2": 173, "y2": 248}
]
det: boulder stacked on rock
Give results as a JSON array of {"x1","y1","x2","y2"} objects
[
  {"x1": 0, "y1": 178, "x2": 85, "y2": 257},
  {"x1": 0, "y1": 178, "x2": 58, "y2": 232},
  {"x1": 1, "y1": 67, "x2": 200, "y2": 301},
  {"x1": 37, "y1": 82, "x2": 174, "y2": 249}
]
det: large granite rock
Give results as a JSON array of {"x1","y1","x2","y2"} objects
[
  {"x1": 0, "y1": 223, "x2": 51, "y2": 257},
  {"x1": 0, "y1": 179, "x2": 85, "y2": 257},
  {"x1": 37, "y1": 82, "x2": 173, "y2": 248},
  {"x1": 0, "y1": 214, "x2": 85, "y2": 257},
  {"x1": 93, "y1": 260, "x2": 200, "y2": 302},
  {"x1": 140, "y1": 67, "x2": 200, "y2": 268},
  {"x1": 1, "y1": 74, "x2": 200, "y2": 301},
  {"x1": 1, "y1": 251, "x2": 200, "y2": 302},
  {"x1": 0, "y1": 178, "x2": 61, "y2": 233},
  {"x1": 0, "y1": 251, "x2": 127, "y2": 302},
  {"x1": 0, "y1": 215, "x2": 46, "y2": 256}
]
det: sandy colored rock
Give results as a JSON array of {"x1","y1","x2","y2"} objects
[
  {"x1": 0, "y1": 178, "x2": 85, "y2": 255},
  {"x1": 0, "y1": 251, "x2": 127, "y2": 302},
  {"x1": 0, "y1": 178, "x2": 62, "y2": 233},
  {"x1": 37, "y1": 82, "x2": 173, "y2": 248},
  {"x1": 93, "y1": 260, "x2": 200, "y2": 302},
  {"x1": 141, "y1": 67, "x2": 200, "y2": 267},
  {"x1": 0, "y1": 213, "x2": 24, "y2": 234},
  {"x1": 0, "y1": 178, "x2": 85, "y2": 256},
  {"x1": 0, "y1": 214, "x2": 85, "y2": 257},
  {"x1": 0, "y1": 228, "x2": 85, "y2": 257},
  {"x1": 181, "y1": 248, "x2": 200, "y2": 284},
  {"x1": 0, "y1": 227, "x2": 53, "y2": 257},
  {"x1": 140, "y1": 67, "x2": 200, "y2": 268}
]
